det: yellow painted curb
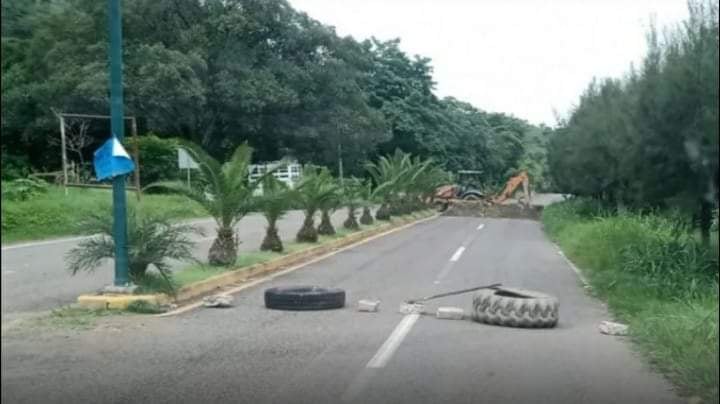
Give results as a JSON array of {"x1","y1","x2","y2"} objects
[{"x1": 77, "y1": 293, "x2": 170, "y2": 310}]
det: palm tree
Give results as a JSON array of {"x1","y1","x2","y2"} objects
[
  {"x1": 257, "y1": 175, "x2": 291, "y2": 252},
  {"x1": 295, "y1": 166, "x2": 338, "y2": 242},
  {"x1": 359, "y1": 179, "x2": 375, "y2": 225},
  {"x1": 366, "y1": 149, "x2": 411, "y2": 220},
  {"x1": 66, "y1": 209, "x2": 200, "y2": 295},
  {"x1": 148, "y1": 142, "x2": 264, "y2": 266},
  {"x1": 342, "y1": 178, "x2": 364, "y2": 230}
]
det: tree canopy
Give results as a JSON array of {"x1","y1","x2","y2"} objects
[
  {"x1": 2, "y1": 0, "x2": 543, "y2": 186},
  {"x1": 548, "y1": 0, "x2": 718, "y2": 238}
]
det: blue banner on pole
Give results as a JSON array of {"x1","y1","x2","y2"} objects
[{"x1": 93, "y1": 135, "x2": 135, "y2": 181}]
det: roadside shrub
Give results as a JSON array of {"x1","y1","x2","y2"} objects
[
  {"x1": 0, "y1": 151, "x2": 31, "y2": 180},
  {"x1": 65, "y1": 209, "x2": 201, "y2": 294},
  {"x1": 1, "y1": 177, "x2": 48, "y2": 201},
  {"x1": 124, "y1": 134, "x2": 180, "y2": 189},
  {"x1": 126, "y1": 300, "x2": 167, "y2": 314}
]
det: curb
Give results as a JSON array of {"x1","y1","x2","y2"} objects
[{"x1": 77, "y1": 211, "x2": 439, "y2": 311}]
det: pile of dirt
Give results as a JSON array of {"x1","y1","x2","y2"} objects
[{"x1": 441, "y1": 200, "x2": 542, "y2": 220}]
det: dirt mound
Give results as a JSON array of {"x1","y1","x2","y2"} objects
[{"x1": 441, "y1": 200, "x2": 542, "y2": 220}]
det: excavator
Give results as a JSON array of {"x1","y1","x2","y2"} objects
[{"x1": 435, "y1": 170, "x2": 531, "y2": 209}]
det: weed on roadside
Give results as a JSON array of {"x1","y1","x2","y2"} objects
[
  {"x1": 32, "y1": 306, "x2": 124, "y2": 331},
  {"x1": 543, "y1": 200, "x2": 719, "y2": 402}
]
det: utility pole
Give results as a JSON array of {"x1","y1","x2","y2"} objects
[{"x1": 109, "y1": 0, "x2": 129, "y2": 286}]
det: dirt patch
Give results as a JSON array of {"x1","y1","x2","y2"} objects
[{"x1": 441, "y1": 200, "x2": 542, "y2": 220}]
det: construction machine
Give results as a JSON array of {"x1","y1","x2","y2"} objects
[{"x1": 435, "y1": 170, "x2": 531, "y2": 209}]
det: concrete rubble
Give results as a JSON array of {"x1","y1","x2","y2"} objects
[
  {"x1": 203, "y1": 294, "x2": 234, "y2": 308},
  {"x1": 598, "y1": 320, "x2": 629, "y2": 336},
  {"x1": 358, "y1": 299, "x2": 381, "y2": 312}
]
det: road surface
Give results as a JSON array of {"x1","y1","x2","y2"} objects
[
  {"x1": 1, "y1": 216, "x2": 681, "y2": 404},
  {"x1": 1, "y1": 210, "x2": 349, "y2": 321}
]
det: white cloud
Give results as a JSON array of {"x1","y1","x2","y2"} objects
[{"x1": 288, "y1": 0, "x2": 689, "y2": 126}]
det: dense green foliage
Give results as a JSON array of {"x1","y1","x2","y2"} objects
[
  {"x1": 543, "y1": 199, "x2": 718, "y2": 401},
  {"x1": 66, "y1": 209, "x2": 201, "y2": 294},
  {"x1": 1, "y1": 0, "x2": 543, "y2": 185},
  {"x1": 548, "y1": 1, "x2": 719, "y2": 239},
  {"x1": 124, "y1": 134, "x2": 180, "y2": 187}
]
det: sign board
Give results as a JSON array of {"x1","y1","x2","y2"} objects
[{"x1": 178, "y1": 148, "x2": 199, "y2": 169}]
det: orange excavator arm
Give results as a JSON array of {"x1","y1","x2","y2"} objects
[{"x1": 493, "y1": 171, "x2": 530, "y2": 205}]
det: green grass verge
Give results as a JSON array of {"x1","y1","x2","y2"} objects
[
  {"x1": 31, "y1": 306, "x2": 127, "y2": 330},
  {"x1": 1, "y1": 186, "x2": 206, "y2": 243},
  {"x1": 170, "y1": 210, "x2": 434, "y2": 288},
  {"x1": 543, "y1": 199, "x2": 719, "y2": 401}
]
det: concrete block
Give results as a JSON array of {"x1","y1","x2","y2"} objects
[
  {"x1": 436, "y1": 306, "x2": 464, "y2": 320},
  {"x1": 358, "y1": 299, "x2": 380, "y2": 312}
]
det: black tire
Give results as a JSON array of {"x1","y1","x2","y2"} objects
[
  {"x1": 461, "y1": 192, "x2": 484, "y2": 201},
  {"x1": 264, "y1": 286, "x2": 346, "y2": 311},
  {"x1": 472, "y1": 287, "x2": 559, "y2": 328}
]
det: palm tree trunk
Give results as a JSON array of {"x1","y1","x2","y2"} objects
[
  {"x1": 297, "y1": 215, "x2": 318, "y2": 243},
  {"x1": 344, "y1": 206, "x2": 359, "y2": 230},
  {"x1": 209, "y1": 227, "x2": 237, "y2": 266},
  {"x1": 360, "y1": 206, "x2": 374, "y2": 225},
  {"x1": 375, "y1": 203, "x2": 391, "y2": 220},
  {"x1": 318, "y1": 209, "x2": 336, "y2": 235},
  {"x1": 261, "y1": 221, "x2": 283, "y2": 252}
]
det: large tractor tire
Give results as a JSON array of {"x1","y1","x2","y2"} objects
[{"x1": 472, "y1": 287, "x2": 559, "y2": 328}]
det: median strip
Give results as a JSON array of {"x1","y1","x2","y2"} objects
[{"x1": 77, "y1": 211, "x2": 439, "y2": 312}]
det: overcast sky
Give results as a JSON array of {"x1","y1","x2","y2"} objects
[{"x1": 288, "y1": 0, "x2": 689, "y2": 126}]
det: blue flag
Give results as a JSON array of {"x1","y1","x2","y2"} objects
[{"x1": 93, "y1": 135, "x2": 135, "y2": 181}]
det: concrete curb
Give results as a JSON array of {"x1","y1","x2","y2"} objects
[{"x1": 77, "y1": 211, "x2": 439, "y2": 311}]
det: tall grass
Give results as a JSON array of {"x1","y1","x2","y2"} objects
[
  {"x1": 543, "y1": 199, "x2": 719, "y2": 401},
  {"x1": 1, "y1": 186, "x2": 206, "y2": 243}
]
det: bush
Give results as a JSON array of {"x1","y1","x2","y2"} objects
[
  {"x1": 124, "y1": 134, "x2": 180, "y2": 188},
  {"x1": 543, "y1": 199, "x2": 719, "y2": 401},
  {"x1": 65, "y1": 209, "x2": 202, "y2": 294},
  {"x1": 0, "y1": 151, "x2": 31, "y2": 180},
  {"x1": 1, "y1": 177, "x2": 48, "y2": 201}
]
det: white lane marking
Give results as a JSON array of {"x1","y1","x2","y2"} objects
[
  {"x1": 450, "y1": 246, "x2": 465, "y2": 262},
  {"x1": 2, "y1": 270, "x2": 16, "y2": 276},
  {"x1": 554, "y1": 244, "x2": 590, "y2": 286},
  {"x1": 366, "y1": 314, "x2": 420, "y2": 369},
  {"x1": 477, "y1": 223, "x2": 485, "y2": 230}
]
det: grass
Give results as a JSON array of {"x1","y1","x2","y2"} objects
[
  {"x1": 32, "y1": 306, "x2": 126, "y2": 330},
  {"x1": 1, "y1": 186, "x2": 206, "y2": 243},
  {"x1": 168, "y1": 209, "x2": 435, "y2": 289},
  {"x1": 543, "y1": 199, "x2": 719, "y2": 401}
]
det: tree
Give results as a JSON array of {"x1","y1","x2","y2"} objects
[
  {"x1": 342, "y1": 178, "x2": 364, "y2": 230},
  {"x1": 257, "y1": 174, "x2": 291, "y2": 252},
  {"x1": 148, "y1": 142, "x2": 263, "y2": 265},
  {"x1": 294, "y1": 166, "x2": 338, "y2": 242}
]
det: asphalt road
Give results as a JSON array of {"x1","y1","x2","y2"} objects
[
  {"x1": 0, "y1": 210, "x2": 349, "y2": 319},
  {"x1": 1, "y1": 216, "x2": 681, "y2": 404}
]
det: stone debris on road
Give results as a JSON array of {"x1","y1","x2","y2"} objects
[
  {"x1": 203, "y1": 294, "x2": 234, "y2": 308},
  {"x1": 598, "y1": 320, "x2": 629, "y2": 336},
  {"x1": 358, "y1": 299, "x2": 381, "y2": 312},
  {"x1": 436, "y1": 307, "x2": 465, "y2": 320}
]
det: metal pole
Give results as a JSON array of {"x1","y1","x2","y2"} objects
[
  {"x1": 109, "y1": 0, "x2": 130, "y2": 286},
  {"x1": 59, "y1": 115, "x2": 69, "y2": 195},
  {"x1": 131, "y1": 117, "x2": 141, "y2": 201}
]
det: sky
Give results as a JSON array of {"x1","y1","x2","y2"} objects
[{"x1": 287, "y1": 0, "x2": 689, "y2": 126}]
